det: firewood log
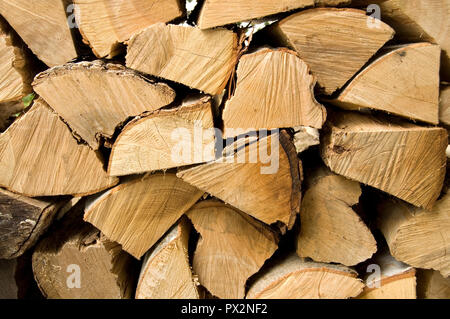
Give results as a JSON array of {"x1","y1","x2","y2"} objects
[
  {"x1": 377, "y1": 195, "x2": 450, "y2": 277},
  {"x1": 136, "y1": 218, "x2": 199, "y2": 299},
  {"x1": 108, "y1": 96, "x2": 215, "y2": 176},
  {"x1": 197, "y1": 0, "x2": 351, "y2": 29},
  {"x1": 84, "y1": 173, "x2": 203, "y2": 259},
  {"x1": 247, "y1": 253, "x2": 364, "y2": 299},
  {"x1": 0, "y1": 99, "x2": 118, "y2": 197},
  {"x1": 292, "y1": 126, "x2": 320, "y2": 154},
  {"x1": 270, "y1": 8, "x2": 394, "y2": 94},
  {"x1": 186, "y1": 200, "x2": 279, "y2": 299},
  {"x1": 178, "y1": 131, "x2": 302, "y2": 230},
  {"x1": 320, "y1": 110, "x2": 447, "y2": 209},
  {"x1": 440, "y1": 85, "x2": 450, "y2": 126},
  {"x1": 222, "y1": 48, "x2": 326, "y2": 138},
  {"x1": 33, "y1": 61, "x2": 176, "y2": 150},
  {"x1": 417, "y1": 269, "x2": 450, "y2": 299},
  {"x1": 297, "y1": 167, "x2": 377, "y2": 266},
  {"x1": 0, "y1": 0, "x2": 77, "y2": 67},
  {"x1": 126, "y1": 23, "x2": 238, "y2": 95},
  {"x1": 331, "y1": 43, "x2": 441, "y2": 124}
]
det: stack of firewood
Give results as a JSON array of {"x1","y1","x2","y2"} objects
[{"x1": 0, "y1": 0, "x2": 449, "y2": 299}]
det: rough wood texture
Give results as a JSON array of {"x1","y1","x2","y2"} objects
[
  {"x1": 33, "y1": 61, "x2": 176, "y2": 150},
  {"x1": 0, "y1": 17, "x2": 33, "y2": 103},
  {"x1": 74, "y1": 0, "x2": 184, "y2": 58},
  {"x1": 197, "y1": 0, "x2": 351, "y2": 29},
  {"x1": 417, "y1": 269, "x2": 450, "y2": 299},
  {"x1": 126, "y1": 23, "x2": 238, "y2": 95},
  {"x1": 377, "y1": 196, "x2": 450, "y2": 277},
  {"x1": 0, "y1": 99, "x2": 118, "y2": 197},
  {"x1": 187, "y1": 200, "x2": 279, "y2": 299},
  {"x1": 0, "y1": 0, "x2": 77, "y2": 67},
  {"x1": 297, "y1": 167, "x2": 377, "y2": 266},
  {"x1": 247, "y1": 253, "x2": 364, "y2": 299},
  {"x1": 222, "y1": 49, "x2": 326, "y2": 138},
  {"x1": 332, "y1": 43, "x2": 441, "y2": 124},
  {"x1": 109, "y1": 96, "x2": 215, "y2": 176},
  {"x1": 178, "y1": 131, "x2": 302, "y2": 229},
  {"x1": 440, "y1": 85, "x2": 450, "y2": 126},
  {"x1": 273, "y1": 8, "x2": 394, "y2": 94},
  {"x1": 33, "y1": 204, "x2": 137, "y2": 299},
  {"x1": 84, "y1": 173, "x2": 203, "y2": 259},
  {"x1": 293, "y1": 126, "x2": 320, "y2": 153},
  {"x1": 0, "y1": 188, "x2": 66, "y2": 259},
  {"x1": 136, "y1": 218, "x2": 199, "y2": 299},
  {"x1": 321, "y1": 111, "x2": 447, "y2": 209}
]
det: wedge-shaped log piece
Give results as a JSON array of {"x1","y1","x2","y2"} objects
[
  {"x1": 187, "y1": 200, "x2": 279, "y2": 299},
  {"x1": 33, "y1": 204, "x2": 137, "y2": 299},
  {"x1": 247, "y1": 253, "x2": 364, "y2": 299},
  {"x1": 197, "y1": 0, "x2": 350, "y2": 29},
  {"x1": 293, "y1": 126, "x2": 320, "y2": 153},
  {"x1": 74, "y1": 0, "x2": 184, "y2": 58},
  {"x1": 358, "y1": 251, "x2": 416, "y2": 299},
  {"x1": 0, "y1": 99, "x2": 118, "y2": 197},
  {"x1": 222, "y1": 49, "x2": 326, "y2": 138},
  {"x1": 0, "y1": 188, "x2": 67, "y2": 259},
  {"x1": 127, "y1": 23, "x2": 238, "y2": 95},
  {"x1": 136, "y1": 218, "x2": 199, "y2": 299},
  {"x1": 109, "y1": 96, "x2": 215, "y2": 176},
  {"x1": 84, "y1": 173, "x2": 203, "y2": 259},
  {"x1": 0, "y1": 18, "x2": 33, "y2": 103},
  {"x1": 297, "y1": 167, "x2": 377, "y2": 266},
  {"x1": 417, "y1": 269, "x2": 450, "y2": 299},
  {"x1": 321, "y1": 111, "x2": 447, "y2": 209},
  {"x1": 0, "y1": 0, "x2": 77, "y2": 67},
  {"x1": 332, "y1": 43, "x2": 440, "y2": 124},
  {"x1": 178, "y1": 131, "x2": 302, "y2": 229},
  {"x1": 33, "y1": 61, "x2": 176, "y2": 150},
  {"x1": 273, "y1": 8, "x2": 394, "y2": 94},
  {"x1": 440, "y1": 85, "x2": 450, "y2": 126},
  {"x1": 377, "y1": 195, "x2": 450, "y2": 277}
]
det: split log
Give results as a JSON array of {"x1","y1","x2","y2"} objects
[
  {"x1": 320, "y1": 110, "x2": 447, "y2": 209},
  {"x1": 0, "y1": 17, "x2": 33, "y2": 103},
  {"x1": 222, "y1": 49, "x2": 326, "y2": 138},
  {"x1": 440, "y1": 85, "x2": 450, "y2": 126},
  {"x1": 0, "y1": 0, "x2": 77, "y2": 67},
  {"x1": 0, "y1": 99, "x2": 118, "y2": 197},
  {"x1": 293, "y1": 126, "x2": 320, "y2": 153},
  {"x1": 271, "y1": 8, "x2": 394, "y2": 94},
  {"x1": 377, "y1": 195, "x2": 450, "y2": 277},
  {"x1": 197, "y1": 0, "x2": 351, "y2": 29},
  {"x1": 247, "y1": 253, "x2": 364, "y2": 299},
  {"x1": 0, "y1": 188, "x2": 67, "y2": 259},
  {"x1": 126, "y1": 23, "x2": 238, "y2": 95},
  {"x1": 358, "y1": 251, "x2": 416, "y2": 299},
  {"x1": 84, "y1": 173, "x2": 203, "y2": 259},
  {"x1": 109, "y1": 96, "x2": 215, "y2": 176},
  {"x1": 33, "y1": 61, "x2": 176, "y2": 150},
  {"x1": 177, "y1": 131, "x2": 302, "y2": 230},
  {"x1": 74, "y1": 0, "x2": 184, "y2": 58},
  {"x1": 417, "y1": 269, "x2": 450, "y2": 299},
  {"x1": 136, "y1": 218, "x2": 199, "y2": 299},
  {"x1": 186, "y1": 200, "x2": 279, "y2": 299},
  {"x1": 296, "y1": 167, "x2": 377, "y2": 266},
  {"x1": 331, "y1": 43, "x2": 441, "y2": 124}
]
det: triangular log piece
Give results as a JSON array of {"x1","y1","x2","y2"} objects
[
  {"x1": 0, "y1": 99, "x2": 118, "y2": 197},
  {"x1": 246, "y1": 253, "x2": 364, "y2": 299},
  {"x1": 272, "y1": 8, "x2": 394, "y2": 94},
  {"x1": 417, "y1": 269, "x2": 450, "y2": 299},
  {"x1": 377, "y1": 195, "x2": 450, "y2": 277},
  {"x1": 0, "y1": 0, "x2": 77, "y2": 66},
  {"x1": 320, "y1": 110, "x2": 447, "y2": 209},
  {"x1": 136, "y1": 218, "x2": 199, "y2": 299},
  {"x1": 332, "y1": 43, "x2": 441, "y2": 124},
  {"x1": 440, "y1": 85, "x2": 450, "y2": 126},
  {"x1": 126, "y1": 23, "x2": 238, "y2": 95},
  {"x1": 109, "y1": 96, "x2": 215, "y2": 176},
  {"x1": 186, "y1": 200, "x2": 279, "y2": 299},
  {"x1": 33, "y1": 61, "x2": 176, "y2": 150},
  {"x1": 74, "y1": 0, "x2": 184, "y2": 58},
  {"x1": 293, "y1": 126, "x2": 320, "y2": 153},
  {"x1": 222, "y1": 48, "x2": 326, "y2": 138},
  {"x1": 177, "y1": 131, "x2": 302, "y2": 229},
  {"x1": 84, "y1": 173, "x2": 204, "y2": 259},
  {"x1": 297, "y1": 167, "x2": 377, "y2": 266}
]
